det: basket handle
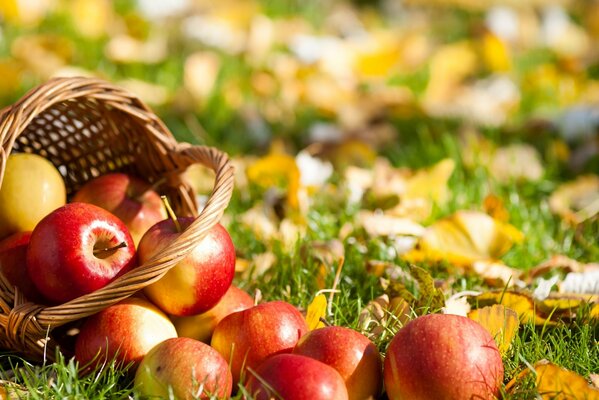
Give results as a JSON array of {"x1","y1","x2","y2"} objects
[{"x1": 34, "y1": 143, "x2": 235, "y2": 327}]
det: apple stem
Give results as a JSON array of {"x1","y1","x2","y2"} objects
[
  {"x1": 161, "y1": 195, "x2": 181, "y2": 233},
  {"x1": 93, "y1": 241, "x2": 127, "y2": 257}
]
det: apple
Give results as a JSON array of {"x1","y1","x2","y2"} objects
[
  {"x1": 293, "y1": 326, "x2": 383, "y2": 400},
  {"x1": 0, "y1": 153, "x2": 66, "y2": 240},
  {"x1": 0, "y1": 232, "x2": 46, "y2": 303},
  {"x1": 135, "y1": 337, "x2": 232, "y2": 399},
  {"x1": 172, "y1": 285, "x2": 254, "y2": 343},
  {"x1": 138, "y1": 220, "x2": 235, "y2": 317},
  {"x1": 211, "y1": 300, "x2": 308, "y2": 387},
  {"x1": 75, "y1": 297, "x2": 178, "y2": 371},
  {"x1": 72, "y1": 173, "x2": 166, "y2": 246},
  {"x1": 384, "y1": 313, "x2": 504, "y2": 400},
  {"x1": 26, "y1": 202, "x2": 137, "y2": 304},
  {"x1": 245, "y1": 354, "x2": 349, "y2": 400}
]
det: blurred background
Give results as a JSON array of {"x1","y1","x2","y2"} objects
[{"x1": 0, "y1": 0, "x2": 597, "y2": 170}]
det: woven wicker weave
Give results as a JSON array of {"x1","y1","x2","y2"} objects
[{"x1": 0, "y1": 77, "x2": 235, "y2": 361}]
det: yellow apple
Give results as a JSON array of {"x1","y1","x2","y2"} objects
[{"x1": 0, "y1": 153, "x2": 66, "y2": 239}]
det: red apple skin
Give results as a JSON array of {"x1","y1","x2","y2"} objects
[
  {"x1": 211, "y1": 300, "x2": 308, "y2": 387},
  {"x1": 26, "y1": 202, "x2": 137, "y2": 304},
  {"x1": 293, "y1": 326, "x2": 383, "y2": 400},
  {"x1": 172, "y1": 285, "x2": 254, "y2": 343},
  {"x1": 72, "y1": 173, "x2": 167, "y2": 246},
  {"x1": 135, "y1": 337, "x2": 232, "y2": 400},
  {"x1": 75, "y1": 297, "x2": 177, "y2": 371},
  {"x1": 245, "y1": 354, "x2": 349, "y2": 400},
  {"x1": 139, "y1": 220, "x2": 235, "y2": 317},
  {"x1": 0, "y1": 231, "x2": 45, "y2": 303},
  {"x1": 384, "y1": 313, "x2": 504, "y2": 400}
]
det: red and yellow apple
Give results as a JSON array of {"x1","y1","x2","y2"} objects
[
  {"x1": 75, "y1": 297, "x2": 177, "y2": 371},
  {"x1": 293, "y1": 326, "x2": 383, "y2": 400},
  {"x1": 245, "y1": 354, "x2": 349, "y2": 400},
  {"x1": 72, "y1": 173, "x2": 166, "y2": 245},
  {"x1": 384, "y1": 313, "x2": 504, "y2": 400},
  {"x1": 138, "y1": 220, "x2": 235, "y2": 317},
  {"x1": 172, "y1": 285, "x2": 254, "y2": 343},
  {"x1": 0, "y1": 153, "x2": 66, "y2": 240},
  {"x1": 26, "y1": 202, "x2": 137, "y2": 304},
  {"x1": 211, "y1": 300, "x2": 308, "y2": 387},
  {"x1": 135, "y1": 337, "x2": 232, "y2": 399}
]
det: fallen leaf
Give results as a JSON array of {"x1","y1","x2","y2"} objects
[
  {"x1": 246, "y1": 152, "x2": 300, "y2": 209},
  {"x1": 184, "y1": 52, "x2": 221, "y2": 103},
  {"x1": 413, "y1": 210, "x2": 523, "y2": 266},
  {"x1": 549, "y1": 175, "x2": 599, "y2": 224},
  {"x1": 473, "y1": 291, "x2": 551, "y2": 326},
  {"x1": 483, "y1": 194, "x2": 510, "y2": 222},
  {"x1": 535, "y1": 360, "x2": 599, "y2": 400},
  {"x1": 490, "y1": 144, "x2": 544, "y2": 183},
  {"x1": 70, "y1": 0, "x2": 111, "y2": 39},
  {"x1": 524, "y1": 255, "x2": 599, "y2": 283},
  {"x1": 305, "y1": 294, "x2": 327, "y2": 330},
  {"x1": 561, "y1": 271, "x2": 599, "y2": 295},
  {"x1": 356, "y1": 211, "x2": 425, "y2": 238},
  {"x1": 472, "y1": 260, "x2": 522, "y2": 288},
  {"x1": 468, "y1": 304, "x2": 519, "y2": 355},
  {"x1": 105, "y1": 34, "x2": 168, "y2": 64},
  {"x1": 481, "y1": 32, "x2": 511, "y2": 72},
  {"x1": 358, "y1": 294, "x2": 412, "y2": 339}
]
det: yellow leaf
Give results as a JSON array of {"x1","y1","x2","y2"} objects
[
  {"x1": 70, "y1": 0, "x2": 111, "y2": 38},
  {"x1": 535, "y1": 361, "x2": 599, "y2": 400},
  {"x1": 305, "y1": 294, "x2": 327, "y2": 330},
  {"x1": 353, "y1": 32, "x2": 401, "y2": 79},
  {"x1": 468, "y1": 304, "x2": 519, "y2": 355},
  {"x1": 404, "y1": 158, "x2": 455, "y2": 205},
  {"x1": 481, "y1": 33, "x2": 511, "y2": 72},
  {"x1": 549, "y1": 175, "x2": 599, "y2": 224},
  {"x1": 483, "y1": 194, "x2": 510, "y2": 222},
  {"x1": 246, "y1": 152, "x2": 300, "y2": 209},
  {"x1": 417, "y1": 211, "x2": 523, "y2": 265},
  {"x1": 474, "y1": 291, "x2": 552, "y2": 326}
]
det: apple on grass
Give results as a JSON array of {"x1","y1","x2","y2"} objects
[
  {"x1": 139, "y1": 220, "x2": 235, "y2": 317},
  {"x1": 75, "y1": 297, "x2": 178, "y2": 371},
  {"x1": 172, "y1": 285, "x2": 254, "y2": 343},
  {"x1": 293, "y1": 326, "x2": 383, "y2": 400},
  {"x1": 0, "y1": 231, "x2": 46, "y2": 303},
  {"x1": 0, "y1": 153, "x2": 66, "y2": 240},
  {"x1": 211, "y1": 300, "x2": 308, "y2": 387},
  {"x1": 72, "y1": 173, "x2": 166, "y2": 246},
  {"x1": 244, "y1": 354, "x2": 349, "y2": 400},
  {"x1": 26, "y1": 202, "x2": 137, "y2": 304},
  {"x1": 135, "y1": 337, "x2": 232, "y2": 400},
  {"x1": 384, "y1": 313, "x2": 504, "y2": 400}
]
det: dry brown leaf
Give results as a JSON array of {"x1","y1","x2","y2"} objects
[
  {"x1": 473, "y1": 260, "x2": 522, "y2": 288},
  {"x1": 535, "y1": 360, "x2": 599, "y2": 400},
  {"x1": 549, "y1": 175, "x2": 599, "y2": 224},
  {"x1": 524, "y1": 255, "x2": 599, "y2": 282},
  {"x1": 468, "y1": 304, "x2": 519, "y2": 355},
  {"x1": 358, "y1": 294, "x2": 412, "y2": 339}
]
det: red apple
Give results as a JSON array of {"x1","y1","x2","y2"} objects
[
  {"x1": 0, "y1": 231, "x2": 45, "y2": 303},
  {"x1": 172, "y1": 285, "x2": 254, "y2": 343},
  {"x1": 75, "y1": 297, "x2": 177, "y2": 371},
  {"x1": 26, "y1": 202, "x2": 137, "y2": 304},
  {"x1": 138, "y1": 220, "x2": 235, "y2": 317},
  {"x1": 293, "y1": 326, "x2": 383, "y2": 400},
  {"x1": 211, "y1": 300, "x2": 308, "y2": 387},
  {"x1": 72, "y1": 173, "x2": 167, "y2": 246},
  {"x1": 245, "y1": 354, "x2": 349, "y2": 400},
  {"x1": 384, "y1": 313, "x2": 504, "y2": 400},
  {"x1": 135, "y1": 337, "x2": 232, "y2": 399}
]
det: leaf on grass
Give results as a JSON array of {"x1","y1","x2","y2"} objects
[
  {"x1": 246, "y1": 152, "x2": 301, "y2": 209},
  {"x1": 356, "y1": 211, "x2": 425, "y2": 238},
  {"x1": 468, "y1": 304, "x2": 519, "y2": 355},
  {"x1": 410, "y1": 210, "x2": 523, "y2": 266},
  {"x1": 549, "y1": 174, "x2": 599, "y2": 224},
  {"x1": 358, "y1": 294, "x2": 412, "y2": 339},
  {"x1": 409, "y1": 265, "x2": 446, "y2": 312},
  {"x1": 534, "y1": 360, "x2": 599, "y2": 400},
  {"x1": 524, "y1": 255, "x2": 599, "y2": 283},
  {"x1": 472, "y1": 260, "x2": 522, "y2": 288},
  {"x1": 490, "y1": 144, "x2": 544, "y2": 183},
  {"x1": 305, "y1": 294, "x2": 327, "y2": 330},
  {"x1": 483, "y1": 194, "x2": 510, "y2": 222},
  {"x1": 473, "y1": 291, "x2": 551, "y2": 326}
]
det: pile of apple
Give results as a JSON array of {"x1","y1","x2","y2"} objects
[{"x1": 0, "y1": 153, "x2": 504, "y2": 399}]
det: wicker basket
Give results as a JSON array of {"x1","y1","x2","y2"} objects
[{"x1": 0, "y1": 77, "x2": 235, "y2": 361}]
